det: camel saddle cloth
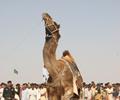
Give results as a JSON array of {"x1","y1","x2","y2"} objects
[{"x1": 61, "y1": 56, "x2": 81, "y2": 95}]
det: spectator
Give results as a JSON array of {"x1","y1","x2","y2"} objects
[
  {"x1": 106, "y1": 83, "x2": 113, "y2": 100},
  {"x1": 15, "y1": 84, "x2": 21, "y2": 100},
  {"x1": 112, "y1": 84, "x2": 119, "y2": 100},
  {"x1": 3, "y1": 81, "x2": 15, "y2": 100},
  {"x1": 21, "y1": 83, "x2": 29, "y2": 100},
  {"x1": 95, "y1": 88, "x2": 103, "y2": 100},
  {"x1": 40, "y1": 84, "x2": 48, "y2": 100},
  {"x1": 91, "y1": 81, "x2": 96, "y2": 99},
  {"x1": 0, "y1": 83, "x2": 6, "y2": 100},
  {"x1": 28, "y1": 84, "x2": 37, "y2": 100}
]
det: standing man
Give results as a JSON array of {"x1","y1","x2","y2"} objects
[
  {"x1": 0, "y1": 83, "x2": 6, "y2": 100},
  {"x1": 21, "y1": 83, "x2": 29, "y2": 100},
  {"x1": 3, "y1": 81, "x2": 15, "y2": 100}
]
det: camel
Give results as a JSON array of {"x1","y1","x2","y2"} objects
[{"x1": 42, "y1": 13, "x2": 83, "y2": 100}]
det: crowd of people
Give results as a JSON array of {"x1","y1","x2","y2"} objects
[
  {"x1": 0, "y1": 81, "x2": 48, "y2": 100},
  {"x1": 0, "y1": 81, "x2": 120, "y2": 100},
  {"x1": 80, "y1": 82, "x2": 120, "y2": 100}
]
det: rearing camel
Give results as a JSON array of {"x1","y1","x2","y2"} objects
[{"x1": 42, "y1": 13, "x2": 83, "y2": 100}]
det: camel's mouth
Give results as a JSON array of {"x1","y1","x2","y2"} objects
[{"x1": 42, "y1": 13, "x2": 60, "y2": 38}]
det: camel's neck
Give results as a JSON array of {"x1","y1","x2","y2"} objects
[
  {"x1": 43, "y1": 31, "x2": 59, "y2": 76},
  {"x1": 43, "y1": 37, "x2": 58, "y2": 61}
]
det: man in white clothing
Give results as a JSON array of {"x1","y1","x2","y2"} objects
[
  {"x1": 106, "y1": 83, "x2": 113, "y2": 100},
  {"x1": 40, "y1": 84, "x2": 48, "y2": 100},
  {"x1": 28, "y1": 84, "x2": 37, "y2": 100},
  {"x1": 0, "y1": 83, "x2": 5, "y2": 100},
  {"x1": 21, "y1": 83, "x2": 29, "y2": 100}
]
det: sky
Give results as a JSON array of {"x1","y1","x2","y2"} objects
[{"x1": 0, "y1": 0, "x2": 120, "y2": 84}]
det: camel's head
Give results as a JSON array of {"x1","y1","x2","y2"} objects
[{"x1": 42, "y1": 13, "x2": 60, "y2": 41}]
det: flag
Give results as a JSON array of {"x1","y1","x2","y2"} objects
[{"x1": 14, "y1": 69, "x2": 18, "y2": 75}]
